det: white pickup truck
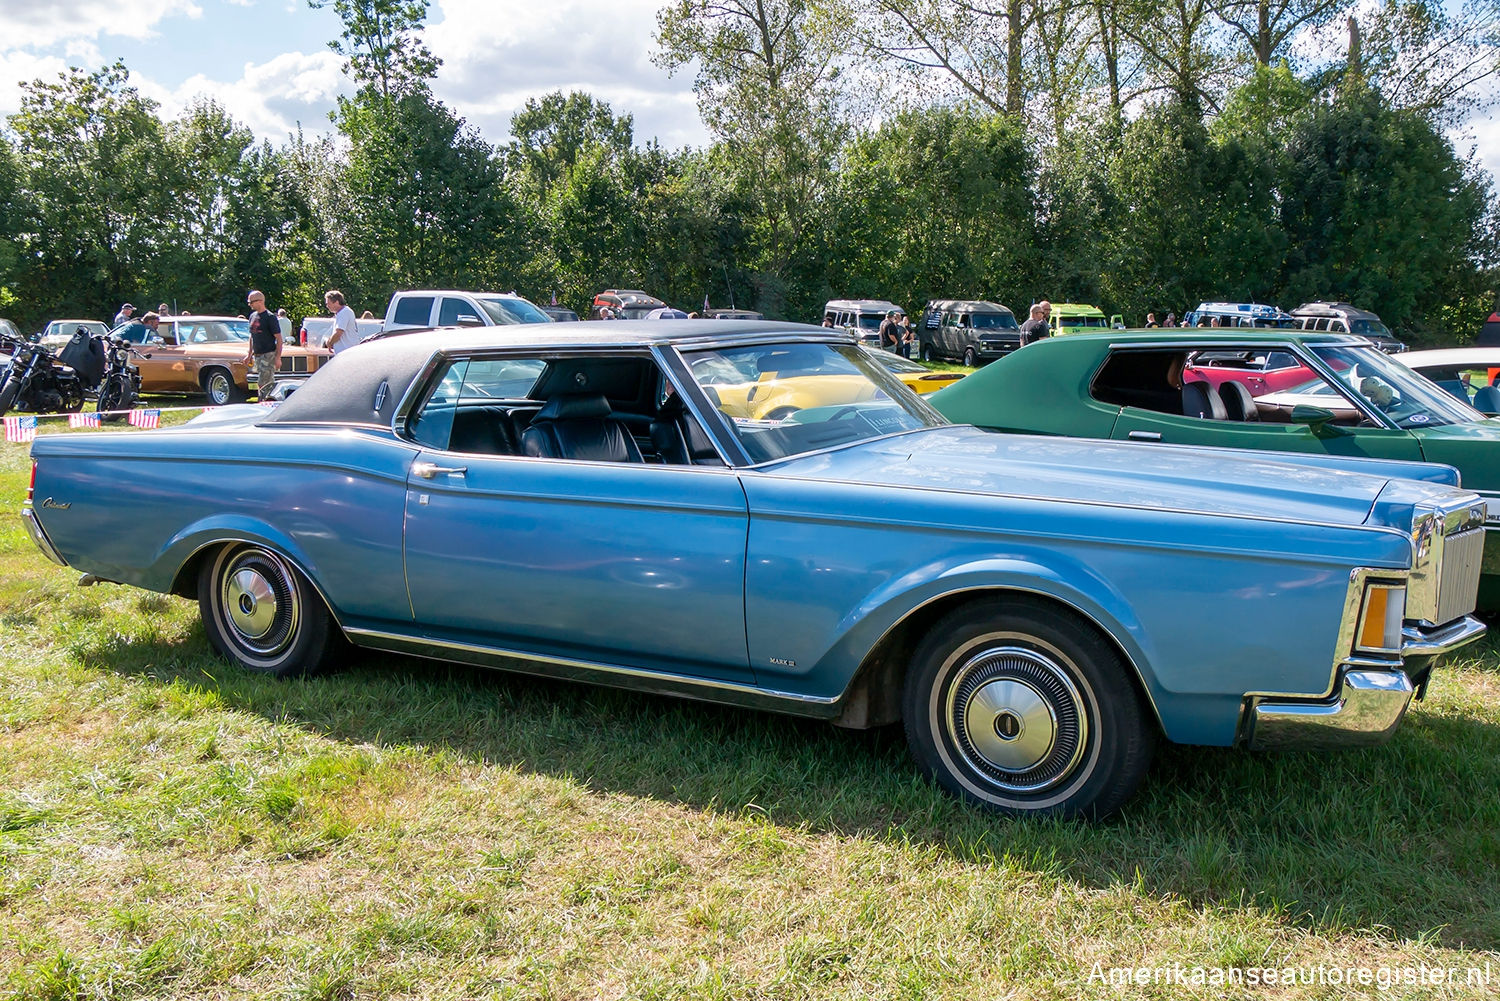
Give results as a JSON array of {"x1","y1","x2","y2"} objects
[{"x1": 298, "y1": 289, "x2": 551, "y2": 346}]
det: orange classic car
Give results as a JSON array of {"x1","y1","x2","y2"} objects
[{"x1": 122, "y1": 315, "x2": 332, "y2": 404}]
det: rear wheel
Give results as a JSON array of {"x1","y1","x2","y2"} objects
[
  {"x1": 963, "y1": 346, "x2": 978, "y2": 367},
  {"x1": 198, "y1": 545, "x2": 343, "y2": 678},
  {"x1": 920, "y1": 342, "x2": 934, "y2": 363},
  {"x1": 902, "y1": 597, "x2": 1153, "y2": 819},
  {"x1": 202, "y1": 368, "x2": 244, "y2": 406}
]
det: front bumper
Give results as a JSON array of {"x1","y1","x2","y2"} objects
[{"x1": 1243, "y1": 614, "x2": 1486, "y2": 750}]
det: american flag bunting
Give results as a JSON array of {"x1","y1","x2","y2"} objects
[
  {"x1": 68, "y1": 412, "x2": 103, "y2": 428},
  {"x1": 3, "y1": 416, "x2": 36, "y2": 442},
  {"x1": 128, "y1": 408, "x2": 161, "y2": 429}
]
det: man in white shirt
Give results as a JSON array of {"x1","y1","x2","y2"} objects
[{"x1": 324, "y1": 290, "x2": 361, "y2": 353}]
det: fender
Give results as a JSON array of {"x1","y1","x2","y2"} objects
[
  {"x1": 149, "y1": 515, "x2": 328, "y2": 603},
  {"x1": 805, "y1": 551, "x2": 1161, "y2": 712}
]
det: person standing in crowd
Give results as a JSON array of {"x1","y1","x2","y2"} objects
[
  {"x1": 1145, "y1": 312, "x2": 1159, "y2": 328},
  {"x1": 900, "y1": 313, "x2": 915, "y2": 358},
  {"x1": 275, "y1": 308, "x2": 292, "y2": 344},
  {"x1": 821, "y1": 316, "x2": 834, "y2": 328},
  {"x1": 1020, "y1": 303, "x2": 1050, "y2": 343},
  {"x1": 243, "y1": 290, "x2": 282, "y2": 399},
  {"x1": 1164, "y1": 312, "x2": 1177, "y2": 328},
  {"x1": 113, "y1": 302, "x2": 135, "y2": 327},
  {"x1": 323, "y1": 290, "x2": 361, "y2": 353},
  {"x1": 879, "y1": 309, "x2": 905, "y2": 352},
  {"x1": 157, "y1": 302, "x2": 171, "y2": 317},
  {"x1": 115, "y1": 310, "x2": 160, "y2": 344}
]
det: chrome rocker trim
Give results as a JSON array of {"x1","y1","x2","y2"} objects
[
  {"x1": 343, "y1": 627, "x2": 842, "y2": 719},
  {"x1": 21, "y1": 503, "x2": 68, "y2": 567},
  {"x1": 1244, "y1": 613, "x2": 1485, "y2": 751}
]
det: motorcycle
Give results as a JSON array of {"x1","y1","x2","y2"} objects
[
  {"x1": 94, "y1": 333, "x2": 149, "y2": 421},
  {"x1": 0, "y1": 333, "x2": 85, "y2": 418}
]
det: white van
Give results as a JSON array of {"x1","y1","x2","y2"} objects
[{"x1": 823, "y1": 298, "x2": 902, "y2": 346}]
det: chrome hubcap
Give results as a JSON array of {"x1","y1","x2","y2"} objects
[
  {"x1": 964, "y1": 678, "x2": 1057, "y2": 772},
  {"x1": 217, "y1": 548, "x2": 300, "y2": 659},
  {"x1": 946, "y1": 645, "x2": 1088, "y2": 794},
  {"x1": 227, "y1": 568, "x2": 277, "y2": 640}
]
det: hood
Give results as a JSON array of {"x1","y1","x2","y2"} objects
[{"x1": 766, "y1": 426, "x2": 1410, "y2": 528}]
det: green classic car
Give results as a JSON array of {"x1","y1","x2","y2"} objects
[{"x1": 931, "y1": 329, "x2": 1500, "y2": 605}]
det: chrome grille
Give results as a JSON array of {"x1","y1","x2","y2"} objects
[{"x1": 1437, "y1": 527, "x2": 1483, "y2": 624}]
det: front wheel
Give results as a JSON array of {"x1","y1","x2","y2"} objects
[
  {"x1": 202, "y1": 368, "x2": 244, "y2": 406},
  {"x1": 963, "y1": 346, "x2": 978, "y2": 367},
  {"x1": 198, "y1": 545, "x2": 344, "y2": 678},
  {"x1": 902, "y1": 597, "x2": 1153, "y2": 819},
  {"x1": 96, "y1": 375, "x2": 133, "y2": 421}
]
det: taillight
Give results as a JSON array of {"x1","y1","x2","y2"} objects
[{"x1": 26, "y1": 460, "x2": 36, "y2": 503}]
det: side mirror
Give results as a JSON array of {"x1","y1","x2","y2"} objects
[
  {"x1": 1291, "y1": 404, "x2": 1348, "y2": 435},
  {"x1": 456, "y1": 314, "x2": 483, "y2": 326}
]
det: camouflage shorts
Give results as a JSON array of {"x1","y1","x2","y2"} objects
[{"x1": 253, "y1": 352, "x2": 277, "y2": 397}]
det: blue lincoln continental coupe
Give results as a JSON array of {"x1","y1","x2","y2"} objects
[{"x1": 21, "y1": 322, "x2": 1488, "y2": 818}]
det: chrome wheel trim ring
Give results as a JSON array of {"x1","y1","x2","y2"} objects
[
  {"x1": 217, "y1": 548, "x2": 299, "y2": 660},
  {"x1": 937, "y1": 641, "x2": 1093, "y2": 800},
  {"x1": 207, "y1": 371, "x2": 231, "y2": 404}
]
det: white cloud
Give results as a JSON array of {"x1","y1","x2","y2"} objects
[
  {"x1": 0, "y1": 0, "x2": 202, "y2": 51},
  {"x1": 139, "y1": 49, "x2": 349, "y2": 141},
  {"x1": 0, "y1": 50, "x2": 71, "y2": 120},
  {"x1": 424, "y1": 0, "x2": 707, "y2": 147}
]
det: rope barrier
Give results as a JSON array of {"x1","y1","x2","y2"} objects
[{"x1": 2, "y1": 402, "x2": 275, "y2": 443}]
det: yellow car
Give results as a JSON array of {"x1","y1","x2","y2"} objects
[
  {"x1": 689, "y1": 345, "x2": 964, "y2": 421},
  {"x1": 875, "y1": 351, "x2": 965, "y2": 394}
]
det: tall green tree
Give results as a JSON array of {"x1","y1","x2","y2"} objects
[
  {"x1": 6, "y1": 62, "x2": 173, "y2": 325},
  {"x1": 1277, "y1": 86, "x2": 1491, "y2": 331},
  {"x1": 308, "y1": 0, "x2": 441, "y2": 101},
  {"x1": 826, "y1": 106, "x2": 1038, "y2": 314},
  {"x1": 655, "y1": 0, "x2": 846, "y2": 314}
]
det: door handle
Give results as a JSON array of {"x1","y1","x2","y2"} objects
[
  {"x1": 1127, "y1": 431, "x2": 1162, "y2": 441},
  {"x1": 412, "y1": 461, "x2": 467, "y2": 479}
]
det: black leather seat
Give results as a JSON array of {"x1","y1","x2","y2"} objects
[
  {"x1": 521, "y1": 393, "x2": 642, "y2": 462},
  {"x1": 448, "y1": 406, "x2": 519, "y2": 455},
  {"x1": 650, "y1": 395, "x2": 724, "y2": 466},
  {"x1": 1182, "y1": 381, "x2": 1227, "y2": 420},
  {"x1": 1216, "y1": 380, "x2": 1259, "y2": 421}
]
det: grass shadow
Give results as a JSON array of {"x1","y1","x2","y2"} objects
[{"x1": 80, "y1": 627, "x2": 1500, "y2": 950}]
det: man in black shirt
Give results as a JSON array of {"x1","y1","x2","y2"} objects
[
  {"x1": 878, "y1": 309, "x2": 905, "y2": 352},
  {"x1": 1019, "y1": 303, "x2": 1050, "y2": 343},
  {"x1": 244, "y1": 290, "x2": 282, "y2": 399}
]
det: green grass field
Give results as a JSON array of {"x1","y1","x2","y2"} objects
[{"x1": 1, "y1": 423, "x2": 1498, "y2": 999}]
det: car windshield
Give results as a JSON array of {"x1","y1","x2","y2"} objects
[
  {"x1": 683, "y1": 341, "x2": 945, "y2": 463},
  {"x1": 856, "y1": 314, "x2": 885, "y2": 331},
  {"x1": 971, "y1": 312, "x2": 1018, "y2": 330},
  {"x1": 1296, "y1": 344, "x2": 1483, "y2": 429},
  {"x1": 478, "y1": 297, "x2": 551, "y2": 325},
  {"x1": 47, "y1": 321, "x2": 108, "y2": 338},
  {"x1": 1350, "y1": 319, "x2": 1391, "y2": 337},
  {"x1": 1064, "y1": 315, "x2": 1109, "y2": 328},
  {"x1": 176, "y1": 320, "x2": 250, "y2": 344}
]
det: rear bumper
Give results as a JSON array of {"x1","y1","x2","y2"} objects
[
  {"x1": 21, "y1": 502, "x2": 68, "y2": 567},
  {"x1": 1243, "y1": 614, "x2": 1485, "y2": 750}
]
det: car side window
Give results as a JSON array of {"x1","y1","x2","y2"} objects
[
  {"x1": 392, "y1": 296, "x2": 434, "y2": 327},
  {"x1": 439, "y1": 297, "x2": 484, "y2": 327},
  {"x1": 406, "y1": 352, "x2": 721, "y2": 466}
]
